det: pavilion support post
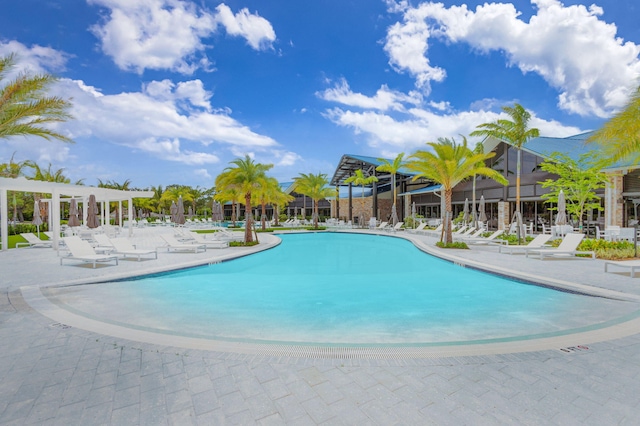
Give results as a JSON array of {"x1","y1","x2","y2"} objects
[
  {"x1": 51, "y1": 189, "x2": 61, "y2": 251},
  {"x1": 1, "y1": 188, "x2": 7, "y2": 252},
  {"x1": 348, "y1": 182, "x2": 353, "y2": 222},
  {"x1": 128, "y1": 198, "x2": 134, "y2": 237}
]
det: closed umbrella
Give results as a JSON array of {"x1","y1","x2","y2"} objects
[
  {"x1": 478, "y1": 196, "x2": 487, "y2": 223},
  {"x1": 68, "y1": 199, "x2": 81, "y2": 227},
  {"x1": 390, "y1": 204, "x2": 399, "y2": 227},
  {"x1": 176, "y1": 196, "x2": 186, "y2": 225},
  {"x1": 86, "y1": 194, "x2": 100, "y2": 229},
  {"x1": 555, "y1": 190, "x2": 568, "y2": 236},
  {"x1": 170, "y1": 201, "x2": 178, "y2": 223},
  {"x1": 463, "y1": 198, "x2": 470, "y2": 225},
  {"x1": 32, "y1": 200, "x2": 43, "y2": 237},
  {"x1": 188, "y1": 205, "x2": 193, "y2": 217}
]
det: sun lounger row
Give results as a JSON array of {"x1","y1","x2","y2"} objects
[{"x1": 498, "y1": 233, "x2": 595, "y2": 259}]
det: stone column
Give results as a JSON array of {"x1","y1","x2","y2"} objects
[
  {"x1": 605, "y1": 172, "x2": 625, "y2": 227},
  {"x1": 497, "y1": 201, "x2": 510, "y2": 231}
]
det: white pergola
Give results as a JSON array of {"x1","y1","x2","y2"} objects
[{"x1": 0, "y1": 177, "x2": 154, "y2": 252}]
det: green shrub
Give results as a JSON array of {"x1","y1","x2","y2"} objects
[
  {"x1": 496, "y1": 234, "x2": 533, "y2": 245},
  {"x1": 436, "y1": 241, "x2": 469, "y2": 249},
  {"x1": 577, "y1": 238, "x2": 635, "y2": 260}
]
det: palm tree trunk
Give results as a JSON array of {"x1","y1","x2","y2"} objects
[
  {"x1": 244, "y1": 193, "x2": 253, "y2": 243},
  {"x1": 261, "y1": 201, "x2": 267, "y2": 230},
  {"x1": 444, "y1": 189, "x2": 453, "y2": 244},
  {"x1": 314, "y1": 200, "x2": 319, "y2": 229}
]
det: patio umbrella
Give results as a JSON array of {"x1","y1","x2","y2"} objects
[
  {"x1": 32, "y1": 200, "x2": 43, "y2": 237},
  {"x1": 478, "y1": 196, "x2": 487, "y2": 223},
  {"x1": 188, "y1": 205, "x2": 193, "y2": 217},
  {"x1": 68, "y1": 199, "x2": 81, "y2": 227},
  {"x1": 86, "y1": 194, "x2": 100, "y2": 229},
  {"x1": 463, "y1": 198, "x2": 470, "y2": 225},
  {"x1": 175, "y1": 196, "x2": 185, "y2": 225},
  {"x1": 170, "y1": 201, "x2": 178, "y2": 223},
  {"x1": 555, "y1": 190, "x2": 567, "y2": 226}
]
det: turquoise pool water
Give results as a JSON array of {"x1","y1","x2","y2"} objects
[{"x1": 50, "y1": 232, "x2": 633, "y2": 345}]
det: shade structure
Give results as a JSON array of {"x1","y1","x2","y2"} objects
[
  {"x1": 175, "y1": 196, "x2": 186, "y2": 225},
  {"x1": 478, "y1": 196, "x2": 487, "y2": 223},
  {"x1": 463, "y1": 198, "x2": 470, "y2": 224},
  {"x1": 32, "y1": 200, "x2": 43, "y2": 237},
  {"x1": 170, "y1": 201, "x2": 178, "y2": 223},
  {"x1": 555, "y1": 190, "x2": 568, "y2": 233},
  {"x1": 86, "y1": 194, "x2": 100, "y2": 229},
  {"x1": 68, "y1": 199, "x2": 81, "y2": 227}
]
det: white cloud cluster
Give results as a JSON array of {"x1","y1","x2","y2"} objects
[
  {"x1": 88, "y1": 0, "x2": 276, "y2": 74},
  {"x1": 0, "y1": 40, "x2": 69, "y2": 76},
  {"x1": 54, "y1": 76, "x2": 279, "y2": 162},
  {"x1": 320, "y1": 80, "x2": 582, "y2": 154},
  {"x1": 317, "y1": 78, "x2": 422, "y2": 112},
  {"x1": 214, "y1": 4, "x2": 276, "y2": 51},
  {"x1": 385, "y1": 0, "x2": 640, "y2": 117}
]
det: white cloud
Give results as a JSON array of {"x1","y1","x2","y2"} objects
[
  {"x1": 88, "y1": 0, "x2": 276, "y2": 74},
  {"x1": 134, "y1": 138, "x2": 219, "y2": 165},
  {"x1": 385, "y1": 0, "x2": 640, "y2": 117},
  {"x1": 194, "y1": 168, "x2": 212, "y2": 179},
  {"x1": 317, "y1": 78, "x2": 422, "y2": 112},
  {"x1": 214, "y1": 4, "x2": 276, "y2": 50},
  {"x1": 0, "y1": 40, "x2": 70, "y2": 76},
  {"x1": 323, "y1": 101, "x2": 582, "y2": 154}
]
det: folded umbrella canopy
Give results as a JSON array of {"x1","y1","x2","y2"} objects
[
  {"x1": 68, "y1": 198, "x2": 81, "y2": 227},
  {"x1": 86, "y1": 194, "x2": 100, "y2": 229}
]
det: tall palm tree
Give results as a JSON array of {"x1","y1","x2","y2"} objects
[
  {"x1": 406, "y1": 138, "x2": 508, "y2": 244},
  {"x1": 470, "y1": 103, "x2": 539, "y2": 241},
  {"x1": 293, "y1": 173, "x2": 336, "y2": 229},
  {"x1": 0, "y1": 53, "x2": 73, "y2": 142},
  {"x1": 375, "y1": 152, "x2": 405, "y2": 225},
  {"x1": 214, "y1": 175, "x2": 241, "y2": 226},
  {"x1": 223, "y1": 155, "x2": 273, "y2": 243},
  {"x1": 269, "y1": 187, "x2": 294, "y2": 227},
  {"x1": 160, "y1": 185, "x2": 194, "y2": 211},
  {"x1": 253, "y1": 176, "x2": 281, "y2": 230},
  {"x1": 587, "y1": 84, "x2": 640, "y2": 164},
  {"x1": 344, "y1": 169, "x2": 378, "y2": 227}
]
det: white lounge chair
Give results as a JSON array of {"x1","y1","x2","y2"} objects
[
  {"x1": 92, "y1": 233, "x2": 115, "y2": 253},
  {"x1": 375, "y1": 221, "x2": 389, "y2": 230},
  {"x1": 407, "y1": 223, "x2": 427, "y2": 233},
  {"x1": 525, "y1": 233, "x2": 595, "y2": 260},
  {"x1": 498, "y1": 234, "x2": 553, "y2": 254},
  {"x1": 186, "y1": 232, "x2": 229, "y2": 249},
  {"x1": 465, "y1": 230, "x2": 506, "y2": 245},
  {"x1": 60, "y1": 236, "x2": 119, "y2": 268},
  {"x1": 210, "y1": 229, "x2": 244, "y2": 242},
  {"x1": 385, "y1": 222, "x2": 404, "y2": 232},
  {"x1": 110, "y1": 237, "x2": 158, "y2": 261},
  {"x1": 422, "y1": 223, "x2": 444, "y2": 237},
  {"x1": 16, "y1": 233, "x2": 53, "y2": 248},
  {"x1": 456, "y1": 228, "x2": 483, "y2": 240},
  {"x1": 604, "y1": 260, "x2": 640, "y2": 277},
  {"x1": 159, "y1": 234, "x2": 207, "y2": 253}
]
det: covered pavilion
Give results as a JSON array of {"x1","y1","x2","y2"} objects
[{"x1": 0, "y1": 177, "x2": 153, "y2": 252}]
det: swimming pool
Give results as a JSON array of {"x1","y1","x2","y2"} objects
[{"x1": 47, "y1": 232, "x2": 635, "y2": 345}]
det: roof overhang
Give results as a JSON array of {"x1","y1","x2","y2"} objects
[
  {"x1": 330, "y1": 154, "x2": 415, "y2": 186},
  {"x1": 0, "y1": 177, "x2": 154, "y2": 201}
]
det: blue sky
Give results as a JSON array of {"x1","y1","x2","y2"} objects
[{"x1": 1, "y1": 0, "x2": 639, "y2": 188}]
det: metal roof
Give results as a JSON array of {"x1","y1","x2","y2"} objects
[
  {"x1": 398, "y1": 184, "x2": 442, "y2": 196},
  {"x1": 330, "y1": 154, "x2": 415, "y2": 186}
]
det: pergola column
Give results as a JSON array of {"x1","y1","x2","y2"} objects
[{"x1": 51, "y1": 189, "x2": 61, "y2": 251}]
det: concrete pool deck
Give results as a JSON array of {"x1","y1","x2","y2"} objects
[{"x1": 2, "y1": 227, "x2": 640, "y2": 424}]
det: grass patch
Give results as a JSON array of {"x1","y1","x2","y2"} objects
[
  {"x1": 229, "y1": 241, "x2": 259, "y2": 247},
  {"x1": 436, "y1": 241, "x2": 469, "y2": 249}
]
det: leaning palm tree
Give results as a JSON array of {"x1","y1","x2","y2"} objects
[
  {"x1": 587, "y1": 84, "x2": 640, "y2": 164},
  {"x1": 406, "y1": 138, "x2": 508, "y2": 244},
  {"x1": 222, "y1": 155, "x2": 273, "y2": 243},
  {"x1": 375, "y1": 152, "x2": 405, "y2": 226},
  {"x1": 0, "y1": 53, "x2": 73, "y2": 142},
  {"x1": 293, "y1": 173, "x2": 336, "y2": 229},
  {"x1": 470, "y1": 103, "x2": 539, "y2": 242},
  {"x1": 344, "y1": 169, "x2": 378, "y2": 227}
]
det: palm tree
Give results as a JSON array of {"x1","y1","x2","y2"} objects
[
  {"x1": 470, "y1": 103, "x2": 539, "y2": 241},
  {"x1": 214, "y1": 176, "x2": 241, "y2": 226},
  {"x1": 269, "y1": 187, "x2": 294, "y2": 226},
  {"x1": 406, "y1": 138, "x2": 508, "y2": 244},
  {"x1": 222, "y1": 155, "x2": 273, "y2": 243},
  {"x1": 0, "y1": 53, "x2": 73, "y2": 142},
  {"x1": 587, "y1": 84, "x2": 640, "y2": 164},
  {"x1": 470, "y1": 140, "x2": 485, "y2": 228},
  {"x1": 375, "y1": 153, "x2": 405, "y2": 226},
  {"x1": 344, "y1": 169, "x2": 378, "y2": 227},
  {"x1": 0, "y1": 152, "x2": 28, "y2": 178},
  {"x1": 254, "y1": 176, "x2": 281, "y2": 230},
  {"x1": 160, "y1": 185, "x2": 194, "y2": 212},
  {"x1": 293, "y1": 173, "x2": 336, "y2": 229}
]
